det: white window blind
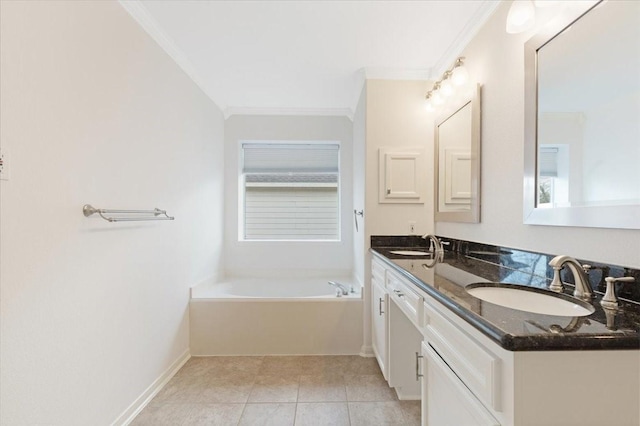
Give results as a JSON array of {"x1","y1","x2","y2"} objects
[
  {"x1": 538, "y1": 146, "x2": 559, "y2": 177},
  {"x1": 242, "y1": 142, "x2": 340, "y2": 240}
]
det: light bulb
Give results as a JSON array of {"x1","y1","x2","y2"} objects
[
  {"x1": 451, "y1": 66, "x2": 469, "y2": 86},
  {"x1": 533, "y1": 0, "x2": 558, "y2": 7},
  {"x1": 440, "y1": 79, "x2": 454, "y2": 97},
  {"x1": 425, "y1": 100, "x2": 434, "y2": 112},
  {"x1": 432, "y1": 90, "x2": 444, "y2": 106},
  {"x1": 506, "y1": 0, "x2": 536, "y2": 34}
]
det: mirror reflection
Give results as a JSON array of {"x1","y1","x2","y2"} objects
[
  {"x1": 536, "y1": 1, "x2": 640, "y2": 209},
  {"x1": 434, "y1": 84, "x2": 481, "y2": 223}
]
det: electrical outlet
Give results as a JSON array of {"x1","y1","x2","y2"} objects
[
  {"x1": 408, "y1": 221, "x2": 416, "y2": 234},
  {"x1": 0, "y1": 149, "x2": 8, "y2": 181}
]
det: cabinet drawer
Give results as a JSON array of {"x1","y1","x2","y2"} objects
[
  {"x1": 386, "y1": 270, "x2": 422, "y2": 328},
  {"x1": 423, "y1": 298, "x2": 501, "y2": 412}
]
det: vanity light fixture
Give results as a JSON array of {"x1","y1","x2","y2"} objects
[
  {"x1": 425, "y1": 57, "x2": 468, "y2": 111},
  {"x1": 506, "y1": 0, "x2": 564, "y2": 34},
  {"x1": 440, "y1": 72, "x2": 454, "y2": 97},
  {"x1": 506, "y1": 0, "x2": 536, "y2": 34},
  {"x1": 450, "y1": 58, "x2": 469, "y2": 86}
]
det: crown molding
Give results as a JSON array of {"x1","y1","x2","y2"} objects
[
  {"x1": 432, "y1": 0, "x2": 501, "y2": 76},
  {"x1": 363, "y1": 67, "x2": 433, "y2": 81},
  {"x1": 224, "y1": 107, "x2": 354, "y2": 121},
  {"x1": 118, "y1": 0, "x2": 223, "y2": 110}
]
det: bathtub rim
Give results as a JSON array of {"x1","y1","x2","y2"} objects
[{"x1": 190, "y1": 275, "x2": 362, "y2": 301}]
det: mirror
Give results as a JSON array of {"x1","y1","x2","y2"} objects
[
  {"x1": 524, "y1": 1, "x2": 640, "y2": 229},
  {"x1": 434, "y1": 84, "x2": 481, "y2": 223}
]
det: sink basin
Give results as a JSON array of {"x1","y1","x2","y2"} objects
[
  {"x1": 465, "y1": 283, "x2": 595, "y2": 317},
  {"x1": 389, "y1": 250, "x2": 432, "y2": 256}
]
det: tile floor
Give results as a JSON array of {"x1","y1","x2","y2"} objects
[{"x1": 132, "y1": 355, "x2": 420, "y2": 426}]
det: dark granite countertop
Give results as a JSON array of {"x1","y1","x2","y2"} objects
[{"x1": 371, "y1": 245, "x2": 640, "y2": 351}]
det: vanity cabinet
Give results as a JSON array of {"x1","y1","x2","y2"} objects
[
  {"x1": 420, "y1": 283, "x2": 640, "y2": 426},
  {"x1": 371, "y1": 257, "x2": 388, "y2": 379},
  {"x1": 422, "y1": 341, "x2": 499, "y2": 426},
  {"x1": 386, "y1": 273, "x2": 422, "y2": 399},
  {"x1": 422, "y1": 295, "x2": 503, "y2": 425},
  {"x1": 372, "y1": 253, "x2": 640, "y2": 426},
  {"x1": 371, "y1": 257, "x2": 422, "y2": 399}
]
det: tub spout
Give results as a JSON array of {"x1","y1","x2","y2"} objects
[{"x1": 328, "y1": 281, "x2": 349, "y2": 296}]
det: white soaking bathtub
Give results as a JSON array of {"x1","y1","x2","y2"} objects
[{"x1": 190, "y1": 277, "x2": 363, "y2": 355}]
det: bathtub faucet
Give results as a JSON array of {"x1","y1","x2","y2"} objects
[{"x1": 328, "y1": 281, "x2": 350, "y2": 296}]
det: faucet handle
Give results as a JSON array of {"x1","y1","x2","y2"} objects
[
  {"x1": 601, "y1": 276, "x2": 636, "y2": 309},
  {"x1": 549, "y1": 266, "x2": 564, "y2": 293}
]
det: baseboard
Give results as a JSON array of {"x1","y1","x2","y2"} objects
[
  {"x1": 359, "y1": 345, "x2": 374, "y2": 357},
  {"x1": 111, "y1": 348, "x2": 191, "y2": 426}
]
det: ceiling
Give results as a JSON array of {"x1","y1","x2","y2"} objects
[{"x1": 122, "y1": 0, "x2": 499, "y2": 119}]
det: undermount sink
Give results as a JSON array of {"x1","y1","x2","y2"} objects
[
  {"x1": 389, "y1": 250, "x2": 432, "y2": 256},
  {"x1": 465, "y1": 283, "x2": 595, "y2": 317}
]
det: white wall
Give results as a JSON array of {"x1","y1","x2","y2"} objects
[
  {"x1": 224, "y1": 115, "x2": 353, "y2": 276},
  {"x1": 0, "y1": 2, "x2": 224, "y2": 425},
  {"x1": 359, "y1": 79, "x2": 435, "y2": 354},
  {"x1": 352, "y1": 88, "x2": 367, "y2": 288},
  {"x1": 435, "y1": 1, "x2": 640, "y2": 268},
  {"x1": 365, "y1": 80, "x2": 434, "y2": 238}
]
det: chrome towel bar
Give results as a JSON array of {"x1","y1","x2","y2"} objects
[{"x1": 82, "y1": 204, "x2": 174, "y2": 223}]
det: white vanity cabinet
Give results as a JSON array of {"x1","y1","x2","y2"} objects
[
  {"x1": 422, "y1": 341, "x2": 499, "y2": 426},
  {"x1": 420, "y1": 289, "x2": 640, "y2": 426},
  {"x1": 371, "y1": 257, "x2": 423, "y2": 399},
  {"x1": 372, "y1": 254, "x2": 640, "y2": 426},
  {"x1": 371, "y1": 257, "x2": 388, "y2": 379},
  {"x1": 421, "y1": 296, "x2": 502, "y2": 426},
  {"x1": 386, "y1": 268, "x2": 423, "y2": 399}
]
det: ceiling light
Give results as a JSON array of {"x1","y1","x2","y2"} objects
[{"x1": 506, "y1": 0, "x2": 536, "y2": 34}]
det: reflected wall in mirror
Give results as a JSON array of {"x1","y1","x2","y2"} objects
[
  {"x1": 524, "y1": 0, "x2": 640, "y2": 229},
  {"x1": 435, "y1": 84, "x2": 481, "y2": 223}
]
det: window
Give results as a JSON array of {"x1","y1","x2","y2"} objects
[
  {"x1": 241, "y1": 142, "x2": 340, "y2": 241},
  {"x1": 538, "y1": 146, "x2": 558, "y2": 207},
  {"x1": 538, "y1": 145, "x2": 570, "y2": 208}
]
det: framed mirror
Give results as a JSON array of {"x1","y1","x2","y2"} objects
[
  {"x1": 434, "y1": 84, "x2": 481, "y2": 223},
  {"x1": 524, "y1": 0, "x2": 640, "y2": 229}
]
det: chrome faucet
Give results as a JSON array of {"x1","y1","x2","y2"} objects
[
  {"x1": 328, "y1": 281, "x2": 350, "y2": 296},
  {"x1": 548, "y1": 255, "x2": 594, "y2": 300},
  {"x1": 421, "y1": 234, "x2": 445, "y2": 255}
]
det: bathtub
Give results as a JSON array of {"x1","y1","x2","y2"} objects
[
  {"x1": 190, "y1": 277, "x2": 363, "y2": 355},
  {"x1": 191, "y1": 277, "x2": 361, "y2": 300}
]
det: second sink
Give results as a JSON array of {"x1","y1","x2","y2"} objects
[
  {"x1": 465, "y1": 283, "x2": 595, "y2": 317},
  {"x1": 389, "y1": 250, "x2": 432, "y2": 256}
]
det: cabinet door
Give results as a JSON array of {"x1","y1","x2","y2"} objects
[
  {"x1": 378, "y1": 147, "x2": 427, "y2": 203},
  {"x1": 371, "y1": 279, "x2": 388, "y2": 379},
  {"x1": 422, "y1": 342, "x2": 500, "y2": 426},
  {"x1": 387, "y1": 300, "x2": 422, "y2": 399}
]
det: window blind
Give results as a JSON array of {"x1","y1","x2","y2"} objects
[
  {"x1": 538, "y1": 147, "x2": 559, "y2": 177},
  {"x1": 242, "y1": 142, "x2": 340, "y2": 240}
]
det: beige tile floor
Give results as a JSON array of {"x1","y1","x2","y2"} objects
[{"x1": 132, "y1": 355, "x2": 421, "y2": 426}]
